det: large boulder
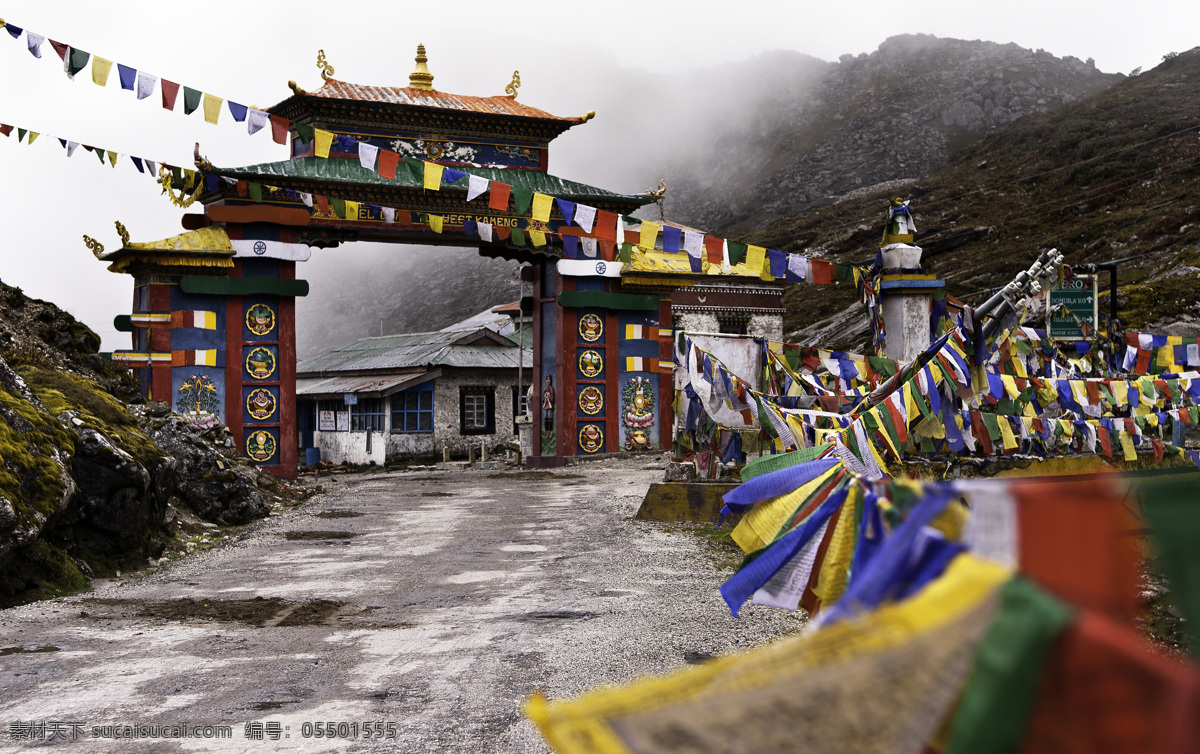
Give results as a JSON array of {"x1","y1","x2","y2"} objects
[
  {"x1": 0, "y1": 356, "x2": 76, "y2": 570},
  {"x1": 146, "y1": 414, "x2": 269, "y2": 525}
]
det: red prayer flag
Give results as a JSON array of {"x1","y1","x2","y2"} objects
[
  {"x1": 884, "y1": 396, "x2": 909, "y2": 445},
  {"x1": 236, "y1": 180, "x2": 247, "y2": 197},
  {"x1": 269, "y1": 115, "x2": 289, "y2": 145},
  {"x1": 599, "y1": 241, "x2": 616, "y2": 261},
  {"x1": 487, "y1": 182, "x2": 511, "y2": 211},
  {"x1": 378, "y1": 149, "x2": 399, "y2": 180},
  {"x1": 1152, "y1": 439, "x2": 1165, "y2": 463},
  {"x1": 49, "y1": 39, "x2": 68, "y2": 61},
  {"x1": 315, "y1": 194, "x2": 330, "y2": 215},
  {"x1": 1097, "y1": 426, "x2": 1113, "y2": 457},
  {"x1": 594, "y1": 210, "x2": 617, "y2": 242},
  {"x1": 494, "y1": 226, "x2": 511, "y2": 241},
  {"x1": 0, "y1": 125, "x2": 11, "y2": 137},
  {"x1": 1135, "y1": 349, "x2": 1151, "y2": 374},
  {"x1": 810, "y1": 259, "x2": 835, "y2": 285},
  {"x1": 1012, "y1": 476, "x2": 1139, "y2": 624},
  {"x1": 704, "y1": 235, "x2": 724, "y2": 264},
  {"x1": 161, "y1": 79, "x2": 180, "y2": 111},
  {"x1": 970, "y1": 409, "x2": 993, "y2": 455},
  {"x1": 1020, "y1": 611, "x2": 1200, "y2": 754}
]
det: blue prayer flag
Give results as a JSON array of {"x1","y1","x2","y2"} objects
[
  {"x1": 227, "y1": 101, "x2": 248, "y2": 122},
  {"x1": 118, "y1": 64, "x2": 136, "y2": 91}
]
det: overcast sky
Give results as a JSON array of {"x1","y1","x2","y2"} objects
[{"x1": 1, "y1": 0, "x2": 1196, "y2": 351}]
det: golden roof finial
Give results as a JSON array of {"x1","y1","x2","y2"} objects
[
  {"x1": 580, "y1": 110, "x2": 596, "y2": 123},
  {"x1": 83, "y1": 235, "x2": 104, "y2": 259},
  {"x1": 505, "y1": 71, "x2": 521, "y2": 98},
  {"x1": 317, "y1": 49, "x2": 334, "y2": 81},
  {"x1": 114, "y1": 221, "x2": 130, "y2": 247},
  {"x1": 409, "y1": 44, "x2": 435, "y2": 91}
]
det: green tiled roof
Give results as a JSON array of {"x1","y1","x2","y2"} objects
[{"x1": 214, "y1": 157, "x2": 651, "y2": 206}]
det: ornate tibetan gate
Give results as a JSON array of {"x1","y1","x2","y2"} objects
[{"x1": 98, "y1": 47, "x2": 721, "y2": 476}]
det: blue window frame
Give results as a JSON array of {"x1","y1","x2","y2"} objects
[{"x1": 392, "y1": 385, "x2": 434, "y2": 433}]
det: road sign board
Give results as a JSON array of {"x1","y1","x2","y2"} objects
[{"x1": 1047, "y1": 275, "x2": 1098, "y2": 340}]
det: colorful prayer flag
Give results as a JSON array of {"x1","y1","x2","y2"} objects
[
  {"x1": 202, "y1": 93, "x2": 223, "y2": 124},
  {"x1": 314, "y1": 129, "x2": 334, "y2": 159},
  {"x1": 423, "y1": 161, "x2": 444, "y2": 190}
]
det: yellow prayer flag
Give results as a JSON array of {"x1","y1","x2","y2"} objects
[
  {"x1": 345, "y1": 200, "x2": 359, "y2": 220},
  {"x1": 813, "y1": 487, "x2": 859, "y2": 607},
  {"x1": 107, "y1": 150, "x2": 118, "y2": 167},
  {"x1": 903, "y1": 384, "x2": 920, "y2": 424},
  {"x1": 423, "y1": 161, "x2": 444, "y2": 191},
  {"x1": 732, "y1": 466, "x2": 839, "y2": 554},
  {"x1": 1000, "y1": 374, "x2": 1020, "y2": 400},
  {"x1": 1168, "y1": 336, "x2": 1183, "y2": 346},
  {"x1": 27, "y1": 132, "x2": 39, "y2": 145},
  {"x1": 428, "y1": 214, "x2": 444, "y2": 233},
  {"x1": 202, "y1": 93, "x2": 223, "y2": 125},
  {"x1": 1120, "y1": 431, "x2": 1137, "y2": 461},
  {"x1": 313, "y1": 129, "x2": 334, "y2": 158},
  {"x1": 1011, "y1": 356, "x2": 1028, "y2": 379},
  {"x1": 639, "y1": 221, "x2": 660, "y2": 251},
  {"x1": 91, "y1": 56, "x2": 113, "y2": 86},
  {"x1": 1112, "y1": 381, "x2": 1129, "y2": 405},
  {"x1": 530, "y1": 230, "x2": 546, "y2": 247},
  {"x1": 1156, "y1": 348, "x2": 1174, "y2": 368},
  {"x1": 746, "y1": 245, "x2": 766, "y2": 273},
  {"x1": 998, "y1": 416, "x2": 1018, "y2": 450},
  {"x1": 531, "y1": 192, "x2": 552, "y2": 223}
]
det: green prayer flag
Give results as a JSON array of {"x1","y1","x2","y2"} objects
[
  {"x1": 171, "y1": 166, "x2": 183, "y2": 185},
  {"x1": 95, "y1": 148, "x2": 105, "y2": 164},
  {"x1": 512, "y1": 186, "x2": 533, "y2": 215},
  {"x1": 16, "y1": 128, "x2": 26, "y2": 143},
  {"x1": 946, "y1": 577, "x2": 1074, "y2": 754},
  {"x1": 981, "y1": 412, "x2": 1002, "y2": 442},
  {"x1": 330, "y1": 198, "x2": 345, "y2": 218},
  {"x1": 405, "y1": 158, "x2": 423, "y2": 183},
  {"x1": 248, "y1": 182, "x2": 262, "y2": 203},
  {"x1": 511, "y1": 228, "x2": 526, "y2": 246},
  {"x1": 182, "y1": 87, "x2": 202, "y2": 115},
  {"x1": 727, "y1": 241, "x2": 747, "y2": 267},
  {"x1": 293, "y1": 123, "x2": 315, "y2": 143},
  {"x1": 1190, "y1": 406, "x2": 1198, "y2": 425},
  {"x1": 1139, "y1": 476, "x2": 1200, "y2": 651},
  {"x1": 67, "y1": 48, "x2": 90, "y2": 78},
  {"x1": 834, "y1": 263, "x2": 854, "y2": 283},
  {"x1": 619, "y1": 243, "x2": 633, "y2": 264}
]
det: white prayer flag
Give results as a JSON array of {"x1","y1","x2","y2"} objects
[
  {"x1": 1139, "y1": 333, "x2": 1154, "y2": 350},
  {"x1": 466, "y1": 174, "x2": 489, "y2": 202},
  {"x1": 135, "y1": 71, "x2": 157, "y2": 100},
  {"x1": 787, "y1": 253, "x2": 807, "y2": 281},
  {"x1": 477, "y1": 222, "x2": 493, "y2": 242},
  {"x1": 358, "y1": 142, "x2": 379, "y2": 171},
  {"x1": 574, "y1": 204, "x2": 596, "y2": 233},
  {"x1": 581, "y1": 237, "x2": 598, "y2": 258},
  {"x1": 66, "y1": 141, "x2": 79, "y2": 157},
  {"x1": 26, "y1": 32, "x2": 44, "y2": 58},
  {"x1": 298, "y1": 192, "x2": 313, "y2": 207},
  {"x1": 381, "y1": 207, "x2": 395, "y2": 223},
  {"x1": 144, "y1": 160, "x2": 157, "y2": 175},
  {"x1": 721, "y1": 239, "x2": 731, "y2": 274},
  {"x1": 1189, "y1": 343, "x2": 1200, "y2": 367},
  {"x1": 615, "y1": 215, "x2": 626, "y2": 247},
  {"x1": 247, "y1": 109, "x2": 269, "y2": 135},
  {"x1": 682, "y1": 231, "x2": 703, "y2": 257}
]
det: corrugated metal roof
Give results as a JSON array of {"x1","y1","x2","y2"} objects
[
  {"x1": 296, "y1": 372, "x2": 436, "y2": 398},
  {"x1": 297, "y1": 327, "x2": 532, "y2": 374},
  {"x1": 301, "y1": 79, "x2": 580, "y2": 123},
  {"x1": 214, "y1": 157, "x2": 651, "y2": 205}
]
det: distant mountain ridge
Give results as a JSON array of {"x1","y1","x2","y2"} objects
[{"x1": 663, "y1": 34, "x2": 1121, "y2": 235}]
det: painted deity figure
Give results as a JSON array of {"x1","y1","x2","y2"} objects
[{"x1": 541, "y1": 375, "x2": 555, "y2": 433}]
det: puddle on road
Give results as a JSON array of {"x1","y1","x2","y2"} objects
[
  {"x1": 0, "y1": 645, "x2": 60, "y2": 656},
  {"x1": 82, "y1": 597, "x2": 349, "y2": 627},
  {"x1": 283, "y1": 531, "x2": 360, "y2": 541},
  {"x1": 419, "y1": 491, "x2": 454, "y2": 497},
  {"x1": 487, "y1": 472, "x2": 584, "y2": 480},
  {"x1": 313, "y1": 510, "x2": 364, "y2": 519}
]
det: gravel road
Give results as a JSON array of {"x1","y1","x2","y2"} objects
[{"x1": 0, "y1": 460, "x2": 804, "y2": 752}]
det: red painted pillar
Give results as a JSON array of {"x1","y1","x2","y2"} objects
[{"x1": 277, "y1": 262, "x2": 298, "y2": 478}]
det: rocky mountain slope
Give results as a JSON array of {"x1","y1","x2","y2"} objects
[
  {"x1": 0, "y1": 280, "x2": 280, "y2": 607},
  {"x1": 663, "y1": 34, "x2": 1122, "y2": 235},
  {"x1": 728, "y1": 47, "x2": 1200, "y2": 351}
]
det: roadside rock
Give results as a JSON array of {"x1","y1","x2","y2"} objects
[{"x1": 146, "y1": 414, "x2": 268, "y2": 526}]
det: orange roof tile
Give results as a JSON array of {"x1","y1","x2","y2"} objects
[{"x1": 300, "y1": 78, "x2": 582, "y2": 123}]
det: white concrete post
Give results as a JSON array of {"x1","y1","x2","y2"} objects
[{"x1": 879, "y1": 243, "x2": 939, "y2": 363}]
